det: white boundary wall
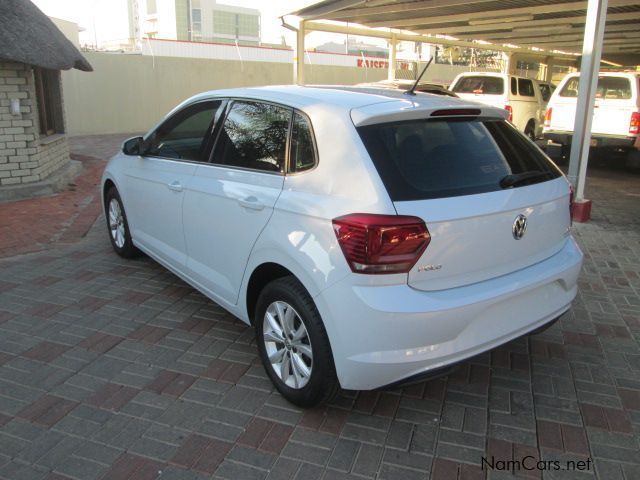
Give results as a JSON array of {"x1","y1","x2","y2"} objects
[{"x1": 62, "y1": 41, "x2": 474, "y2": 135}]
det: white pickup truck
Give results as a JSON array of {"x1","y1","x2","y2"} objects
[
  {"x1": 450, "y1": 72, "x2": 547, "y2": 140},
  {"x1": 542, "y1": 71, "x2": 640, "y2": 168}
]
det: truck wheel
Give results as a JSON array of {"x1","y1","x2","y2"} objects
[
  {"x1": 525, "y1": 121, "x2": 536, "y2": 141},
  {"x1": 626, "y1": 149, "x2": 640, "y2": 171}
]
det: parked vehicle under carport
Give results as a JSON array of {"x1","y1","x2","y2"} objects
[{"x1": 543, "y1": 71, "x2": 640, "y2": 169}]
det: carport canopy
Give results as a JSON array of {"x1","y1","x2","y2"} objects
[{"x1": 288, "y1": 0, "x2": 640, "y2": 219}]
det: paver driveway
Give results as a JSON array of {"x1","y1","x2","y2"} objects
[{"x1": 0, "y1": 144, "x2": 639, "y2": 479}]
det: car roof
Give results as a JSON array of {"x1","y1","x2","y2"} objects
[
  {"x1": 177, "y1": 85, "x2": 507, "y2": 128},
  {"x1": 187, "y1": 85, "x2": 465, "y2": 110}
]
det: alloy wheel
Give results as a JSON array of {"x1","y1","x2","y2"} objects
[
  {"x1": 262, "y1": 300, "x2": 313, "y2": 389},
  {"x1": 108, "y1": 198, "x2": 126, "y2": 248}
]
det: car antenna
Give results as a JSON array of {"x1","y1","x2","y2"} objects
[{"x1": 405, "y1": 57, "x2": 433, "y2": 96}]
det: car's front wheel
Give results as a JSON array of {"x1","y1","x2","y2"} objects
[
  {"x1": 105, "y1": 186, "x2": 140, "y2": 259},
  {"x1": 255, "y1": 276, "x2": 338, "y2": 407}
]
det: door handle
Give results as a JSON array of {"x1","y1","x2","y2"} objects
[
  {"x1": 238, "y1": 196, "x2": 264, "y2": 211},
  {"x1": 167, "y1": 181, "x2": 183, "y2": 192}
]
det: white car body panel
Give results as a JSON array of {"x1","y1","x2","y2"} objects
[
  {"x1": 125, "y1": 156, "x2": 197, "y2": 267},
  {"x1": 102, "y1": 85, "x2": 582, "y2": 391},
  {"x1": 316, "y1": 236, "x2": 582, "y2": 389},
  {"x1": 397, "y1": 177, "x2": 571, "y2": 291},
  {"x1": 183, "y1": 164, "x2": 284, "y2": 305}
]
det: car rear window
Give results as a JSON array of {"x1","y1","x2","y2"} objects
[
  {"x1": 357, "y1": 119, "x2": 561, "y2": 201},
  {"x1": 560, "y1": 76, "x2": 632, "y2": 99},
  {"x1": 452, "y1": 76, "x2": 504, "y2": 95}
]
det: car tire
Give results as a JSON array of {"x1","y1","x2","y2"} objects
[
  {"x1": 525, "y1": 121, "x2": 536, "y2": 141},
  {"x1": 105, "y1": 187, "x2": 140, "y2": 259},
  {"x1": 255, "y1": 276, "x2": 338, "y2": 407},
  {"x1": 625, "y1": 149, "x2": 640, "y2": 171}
]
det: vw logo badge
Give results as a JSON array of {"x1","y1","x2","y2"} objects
[{"x1": 512, "y1": 214, "x2": 528, "y2": 240}]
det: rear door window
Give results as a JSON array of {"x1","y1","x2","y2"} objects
[
  {"x1": 452, "y1": 76, "x2": 504, "y2": 95},
  {"x1": 212, "y1": 101, "x2": 291, "y2": 173},
  {"x1": 357, "y1": 119, "x2": 561, "y2": 201},
  {"x1": 560, "y1": 76, "x2": 632, "y2": 99}
]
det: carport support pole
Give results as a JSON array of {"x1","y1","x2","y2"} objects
[
  {"x1": 544, "y1": 56, "x2": 554, "y2": 83},
  {"x1": 567, "y1": 0, "x2": 607, "y2": 222},
  {"x1": 295, "y1": 20, "x2": 306, "y2": 85},
  {"x1": 388, "y1": 34, "x2": 397, "y2": 81}
]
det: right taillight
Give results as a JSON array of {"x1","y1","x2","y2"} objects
[
  {"x1": 544, "y1": 107, "x2": 553, "y2": 128},
  {"x1": 629, "y1": 111, "x2": 640, "y2": 135},
  {"x1": 332, "y1": 214, "x2": 431, "y2": 274},
  {"x1": 504, "y1": 104, "x2": 513, "y2": 122}
]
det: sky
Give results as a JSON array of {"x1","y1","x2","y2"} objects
[{"x1": 29, "y1": 0, "x2": 362, "y2": 48}]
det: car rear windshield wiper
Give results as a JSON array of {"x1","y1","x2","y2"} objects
[{"x1": 499, "y1": 170, "x2": 549, "y2": 188}]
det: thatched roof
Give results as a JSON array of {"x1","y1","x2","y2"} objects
[{"x1": 0, "y1": 0, "x2": 92, "y2": 72}]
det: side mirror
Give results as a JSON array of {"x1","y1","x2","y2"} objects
[{"x1": 122, "y1": 136, "x2": 145, "y2": 156}]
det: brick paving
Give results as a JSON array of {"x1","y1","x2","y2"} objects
[
  {"x1": 0, "y1": 134, "x2": 131, "y2": 259},
  {"x1": 0, "y1": 136, "x2": 639, "y2": 479}
]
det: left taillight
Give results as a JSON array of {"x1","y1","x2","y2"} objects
[
  {"x1": 504, "y1": 104, "x2": 513, "y2": 122},
  {"x1": 544, "y1": 107, "x2": 553, "y2": 128},
  {"x1": 629, "y1": 111, "x2": 640, "y2": 135},
  {"x1": 332, "y1": 214, "x2": 431, "y2": 274}
]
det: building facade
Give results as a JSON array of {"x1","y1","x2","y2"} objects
[
  {"x1": 0, "y1": 0, "x2": 92, "y2": 200},
  {"x1": 0, "y1": 62, "x2": 70, "y2": 189},
  {"x1": 139, "y1": 0, "x2": 260, "y2": 46}
]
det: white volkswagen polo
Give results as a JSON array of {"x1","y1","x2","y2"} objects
[{"x1": 102, "y1": 86, "x2": 583, "y2": 406}]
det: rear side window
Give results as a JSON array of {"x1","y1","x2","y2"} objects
[
  {"x1": 518, "y1": 78, "x2": 535, "y2": 97},
  {"x1": 511, "y1": 77, "x2": 518, "y2": 95},
  {"x1": 289, "y1": 112, "x2": 317, "y2": 173},
  {"x1": 357, "y1": 119, "x2": 561, "y2": 201},
  {"x1": 213, "y1": 101, "x2": 291, "y2": 173},
  {"x1": 560, "y1": 76, "x2": 632, "y2": 99},
  {"x1": 452, "y1": 76, "x2": 504, "y2": 95}
]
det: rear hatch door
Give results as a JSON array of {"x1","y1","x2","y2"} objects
[
  {"x1": 591, "y1": 75, "x2": 636, "y2": 136},
  {"x1": 356, "y1": 115, "x2": 570, "y2": 291}
]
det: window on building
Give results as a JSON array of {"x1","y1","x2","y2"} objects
[
  {"x1": 213, "y1": 10, "x2": 236, "y2": 36},
  {"x1": 212, "y1": 10, "x2": 259, "y2": 39},
  {"x1": 191, "y1": 8, "x2": 202, "y2": 38},
  {"x1": 34, "y1": 68, "x2": 64, "y2": 136},
  {"x1": 237, "y1": 13, "x2": 259, "y2": 37}
]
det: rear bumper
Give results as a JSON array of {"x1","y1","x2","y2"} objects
[
  {"x1": 315, "y1": 237, "x2": 583, "y2": 390},
  {"x1": 543, "y1": 131, "x2": 637, "y2": 149}
]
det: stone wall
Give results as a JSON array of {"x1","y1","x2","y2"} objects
[{"x1": 0, "y1": 61, "x2": 70, "y2": 187}]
